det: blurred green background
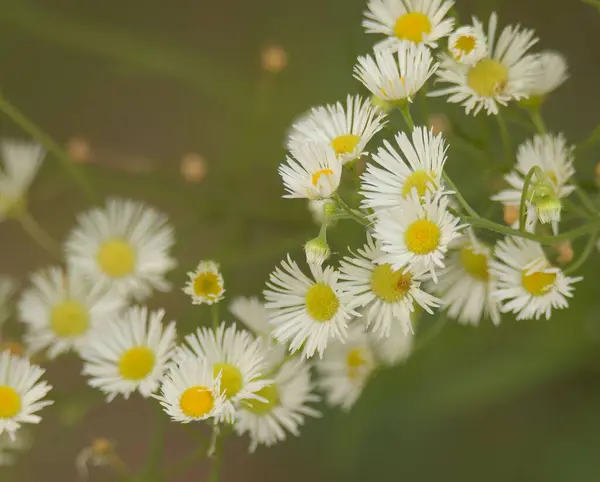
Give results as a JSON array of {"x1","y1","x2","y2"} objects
[{"x1": 1, "y1": 0, "x2": 600, "y2": 481}]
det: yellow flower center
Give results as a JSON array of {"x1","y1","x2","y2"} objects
[
  {"x1": 453, "y1": 35, "x2": 476, "y2": 59},
  {"x1": 97, "y1": 239, "x2": 136, "y2": 278},
  {"x1": 213, "y1": 363, "x2": 243, "y2": 398},
  {"x1": 118, "y1": 346, "x2": 155, "y2": 380},
  {"x1": 346, "y1": 348, "x2": 367, "y2": 380},
  {"x1": 193, "y1": 272, "x2": 222, "y2": 299},
  {"x1": 521, "y1": 270, "x2": 557, "y2": 296},
  {"x1": 459, "y1": 247, "x2": 489, "y2": 281},
  {"x1": 244, "y1": 383, "x2": 280, "y2": 415},
  {"x1": 405, "y1": 219, "x2": 441, "y2": 255},
  {"x1": 370, "y1": 264, "x2": 412, "y2": 303},
  {"x1": 311, "y1": 169, "x2": 335, "y2": 187},
  {"x1": 394, "y1": 12, "x2": 431, "y2": 43},
  {"x1": 467, "y1": 59, "x2": 509, "y2": 97},
  {"x1": 305, "y1": 283, "x2": 340, "y2": 322},
  {"x1": 331, "y1": 134, "x2": 361, "y2": 157},
  {"x1": 0, "y1": 385, "x2": 21, "y2": 418},
  {"x1": 402, "y1": 170, "x2": 435, "y2": 199},
  {"x1": 50, "y1": 300, "x2": 89, "y2": 337},
  {"x1": 179, "y1": 385, "x2": 214, "y2": 418}
]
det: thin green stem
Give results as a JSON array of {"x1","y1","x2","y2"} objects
[
  {"x1": 564, "y1": 230, "x2": 599, "y2": 274},
  {"x1": 574, "y1": 186, "x2": 599, "y2": 215},
  {"x1": 412, "y1": 315, "x2": 448, "y2": 353},
  {"x1": 163, "y1": 440, "x2": 209, "y2": 478},
  {"x1": 0, "y1": 94, "x2": 97, "y2": 201},
  {"x1": 136, "y1": 404, "x2": 167, "y2": 482},
  {"x1": 528, "y1": 108, "x2": 547, "y2": 135},
  {"x1": 333, "y1": 194, "x2": 370, "y2": 227},
  {"x1": 18, "y1": 212, "x2": 62, "y2": 259},
  {"x1": 211, "y1": 303, "x2": 220, "y2": 330},
  {"x1": 519, "y1": 166, "x2": 542, "y2": 232},
  {"x1": 442, "y1": 172, "x2": 479, "y2": 218},
  {"x1": 497, "y1": 112, "x2": 512, "y2": 164},
  {"x1": 398, "y1": 103, "x2": 414, "y2": 129},
  {"x1": 208, "y1": 432, "x2": 224, "y2": 482}
]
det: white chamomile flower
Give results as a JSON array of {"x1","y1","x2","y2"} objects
[
  {"x1": 369, "y1": 314, "x2": 414, "y2": 366},
  {"x1": 287, "y1": 95, "x2": 387, "y2": 165},
  {"x1": 183, "y1": 260, "x2": 225, "y2": 305},
  {"x1": 525, "y1": 51, "x2": 568, "y2": 100},
  {"x1": 363, "y1": 0, "x2": 455, "y2": 49},
  {"x1": 235, "y1": 351, "x2": 320, "y2": 452},
  {"x1": 354, "y1": 41, "x2": 438, "y2": 104},
  {"x1": 361, "y1": 126, "x2": 447, "y2": 211},
  {"x1": 315, "y1": 323, "x2": 376, "y2": 411},
  {"x1": 176, "y1": 323, "x2": 270, "y2": 423},
  {"x1": 339, "y1": 236, "x2": 440, "y2": 337},
  {"x1": 447, "y1": 23, "x2": 487, "y2": 65},
  {"x1": 490, "y1": 237, "x2": 581, "y2": 320},
  {"x1": 0, "y1": 350, "x2": 53, "y2": 439},
  {"x1": 433, "y1": 232, "x2": 500, "y2": 326},
  {"x1": 156, "y1": 353, "x2": 225, "y2": 423},
  {"x1": 0, "y1": 276, "x2": 17, "y2": 327},
  {"x1": 230, "y1": 296, "x2": 271, "y2": 337},
  {"x1": 81, "y1": 306, "x2": 177, "y2": 401},
  {"x1": 492, "y1": 134, "x2": 574, "y2": 230},
  {"x1": 0, "y1": 430, "x2": 30, "y2": 466},
  {"x1": 430, "y1": 13, "x2": 539, "y2": 115},
  {"x1": 374, "y1": 192, "x2": 464, "y2": 282},
  {"x1": 264, "y1": 256, "x2": 358, "y2": 358},
  {"x1": 0, "y1": 140, "x2": 45, "y2": 222},
  {"x1": 279, "y1": 143, "x2": 342, "y2": 200},
  {"x1": 65, "y1": 198, "x2": 176, "y2": 301},
  {"x1": 18, "y1": 267, "x2": 126, "y2": 359}
]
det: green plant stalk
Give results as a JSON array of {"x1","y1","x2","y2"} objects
[
  {"x1": 442, "y1": 173, "x2": 479, "y2": 218},
  {"x1": 333, "y1": 194, "x2": 370, "y2": 226},
  {"x1": 17, "y1": 212, "x2": 62, "y2": 259},
  {"x1": 399, "y1": 103, "x2": 415, "y2": 129},
  {"x1": 528, "y1": 108, "x2": 547, "y2": 135},
  {"x1": 211, "y1": 303, "x2": 220, "y2": 330},
  {"x1": 208, "y1": 434, "x2": 224, "y2": 482},
  {"x1": 564, "y1": 230, "x2": 599, "y2": 274},
  {"x1": 518, "y1": 166, "x2": 542, "y2": 232},
  {"x1": 574, "y1": 186, "x2": 599, "y2": 215}
]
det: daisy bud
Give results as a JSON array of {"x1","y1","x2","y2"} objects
[
  {"x1": 261, "y1": 45, "x2": 288, "y2": 74},
  {"x1": 554, "y1": 241, "x2": 574, "y2": 265},
  {"x1": 503, "y1": 204, "x2": 519, "y2": 225},
  {"x1": 305, "y1": 237, "x2": 331, "y2": 267},
  {"x1": 530, "y1": 180, "x2": 561, "y2": 224}
]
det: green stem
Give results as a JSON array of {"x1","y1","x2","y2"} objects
[
  {"x1": 412, "y1": 314, "x2": 448, "y2": 353},
  {"x1": 497, "y1": 111, "x2": 512, "y2": 164},
  {"x1": 18, "y1": 212, "x2": 62, "y2": 259},
  {"x1": 137, "y1": 404, "x2": 167, "y2": 482},
  {"x1": 442, "y1": 172, "x2": 479, "y2": 218},
  {"x1": 0, "y1": 94, "x2": 97, "y2": 201},
  {"x1": 211, "y1": 303, "x2": 220, "y2": 330},
  {"x1": 333, "y1": 194, "x2": 370, "y2": 227},
  {"x1": 519, "y1": 166, "x2": 542, "y2": 232},
  {"x1": 399, "y1": 103, "x2": 415, "y2": 129},
  {"x1": 163, "y1": 440, "x2": 209, "y2": 478},
  {"x1": 564, "y1": 230, "x2": 599, "y2": 274},
  {"x1": 573, "y1": 186, "x2": 599, "y2": 215},
  {"x1": 528, "y1": 108, "x2": 547, "y2": 135},
  {"x1": 208, "y1": 433, "x2": 224, "y2": 482}
]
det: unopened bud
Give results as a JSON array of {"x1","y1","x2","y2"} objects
[
  {"x1": 261, "y1": 45, "x2": 288, "y2": 73},
  {"x1": 554, "y1": 241, "x2": 574, "y2": 265},
  {"x1": 428, "y1": 114, "x2": 450, "y2": 136},
  {"x1": 305, "y1": 237, "x2": 331, "y2": 267},
  {"x1": 530, "y1": 180, "x2": 561, "y2": 224},
  {"x1": 503, "y1": 204, "x2": 519, "y2": 225},
  {"x1": 180, "y1": 153, "x2": 207, "y2": 183}
]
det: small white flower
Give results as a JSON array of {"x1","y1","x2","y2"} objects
[
  {"x1": 176, "y1": 323, "x2": 270, "y2": 423},
  {"x1": 264, "y1": 256, "x2": 358, "y2": 358},
  {"x1": 0, "y1": 276, "x2": 17, "y2": 327},
  {"x1": 490, "y1": 237, "x2": 581, "y2": 320},
  {"x1": 354, "y1": 41, "x2": 438, "y2": 103},
  {"x1": 447, "y1": 23, "x2": 487, "y2": 65},
  {"x1": 64, "y1": 198, "x2": 176, "y2": 301},
  {"x1": 0, "y1": 350, "x2": 53, "y2": 439},
  {"x1": 373, "y1": 192, "x2": 464, "y2": 282},
  {"x1": 0, "y1": 430, "x2": 30, "y2": 466},
  {"x1": 287, "y1": 95, "x2": 387, "y2": 165},
  {"x1": 279, "y1": 143, "x2": 342, "y2": 200},
  {"x1": 339, "y1": 236, "x2": 440, "y2": 337},
  {"x1": 363, "y1": 0, "x2": 455, "y2": 49},
  {"x1": 315, "y1": 323, "x2": 376, "y2": 411},
  {"x1": 183, "y1": 260, "x2": 225, "y2": 305},
  {"x1": 81, "y1": 306, "x2": 177, "y2": 401},
  {"x1": 430, "y1": 13, "x2": 539, "y2": 115},
  {"x1": 369, "y1": 314, "x2": 414, "y2": 366},
  {"x1": 361, "y1": 126, "x2": 447, "y2": 212},
  {"x1": 0, "y1": 140, "x2": 45, "y2": 221},
  {"x1": 526, "y1": 51, "x2": 568, "y2": 99},
  {"x1": 18, "y1": 266, "x2": 126, "y2": 359}
]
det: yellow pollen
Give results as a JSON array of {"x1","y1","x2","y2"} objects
[
  {"x1": 244, "y1": 383, "x2": 280, "y2": 415},
  {"x1": 370, "y1": 264, "x2": 412, "y2": 303},
  {"x1": 305, "y1": 283, "x2": 340, "y2": 322},
  {"x1": 97, "y1": 239, "x2": 136, "y2": 278},
  {"x1": 180, "y1": 385, "x2": 214, "y2": 418},
  {"x1": 346, "y1": 348, "x2": 367, "y2": 380},
  {"x1": 394, "y1": 12, "x2": 431, "y2": 43},
  {"x1": 331, "y1": 134, "x2": 361, "y2": 156},
  {"x1": 521, "y1": 270, "x2": 557, "y2": 296},
  {"x1": 0, "y1": 386, "x2": 21, "y2": 418},
  {"x1": 459, "y1": 246, "x2": 489, "y2": 281},
  {"x1": 50, "y1": 300, "x2": 89, "y2": 337},
  {"x1": 193, "y1": 272, "x2": 222, "y2": 299},
  {"x1": 118, "y1": 346, "x2": 155, "y2": 380},
  {"x1": 405, "y1": 219, "x2": 441, "y2": 255},
  {"x1": 402, "y1": 170, "x2": 435, "y2": 199},
  {"x1": 453, "y1": 35, "x2": 476, "y2": 58},
  {"x1": 467, "y1": 58, "x2": 509, "y2": 97},
  {"x1": 213, "y1": 363, "x2": 243, "y2": 398},
  {"x1": 311, "y1": 169, "x2": 335, "y2": 187}
]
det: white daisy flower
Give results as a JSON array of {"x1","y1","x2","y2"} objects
[
  {"x1": 18, "y1": 266, "x2": 126, "y2": 359},
  {"x1": 373, "y1": 192, "x2": 464, "y2": 282},
  {"x1": 156, "y1": 353, "x2": 225, "y2": 423},
  {"x1": 339, "y1": 235, "x2": 440, "y2": 337},
  {"x1": 492, "y1": 134, "x2": 575, "y2": 230},
  {"x1": 279, "y1": 143, "x2": 342, "y2": 200},
  {"x1": 264, "y1": 256, "x2": 358, "y2": 358},
  {"x1": 0, "y1": 350, "x2": 53, "y2": 439},
  {"x1": 287, "y1": 95, "x2": 387, "y2": 165},
  {"x1": 235, "y1": 349, "x2": 320, "y2": 452},
  {"x1": 354, "y1": 42, "x2": 438, "y2": 103},
  {"x1": 0, "y1": 430, "x2": 30, "y2": 466},
  {"x1": 0, "y1": 140, "x2": 45, "y2": 221},
  {"x1": 315, "y1": 323, "x2": 376, "y2": 411},
  {"x1": 490, "y1": 237, "x2": 581, "y2": 320},
  {"x1": 81, "y1": 306, "x2": 177, "y2": 401},
  {"x1": 525, "y1": 51, "x2": 568, "y2": 100},
  {"x1": 363, "y1": 0, "x2": 455, "y2": 49},
  {"x1": 64, "y1": 198, "x2": 176, "y2": 301},
  {"x1": 369, "y1": 313, "x2": 414, "y2": 365},
  {"x1": 176, "y1": 322, "x2": 270, "y2": 423},
  {"x1": 430, "y1": 13, "x2": 539, "y2": 115},
  {"x1": 0, "y1": 276, "x2": 17, "y2": 327},
  {"x1": 230, "y1": 296, "x2": 271, "y2": 337},
  {"x1": 361, "y1": 126, "x2": 447, "y2": 211},
  {"x1": 447, "y1": 23, "x2": 488, "y2": 65},
  {"x1": 432, "y1": 232, "x2": 500, "y2": 326},
  {"x1": 183, "y1": 260, "x2": 225, "y2": 305}
]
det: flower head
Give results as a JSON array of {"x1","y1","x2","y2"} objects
[
  {"x1": 183, "y1": 261, "x2": 225, "y2": 305},
  {"x1": 447, "y1": 23, "x2": 488, "y2": 65},
  {"x1": 524, "y1": 51, "x2": 568, "y2": 102}
]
